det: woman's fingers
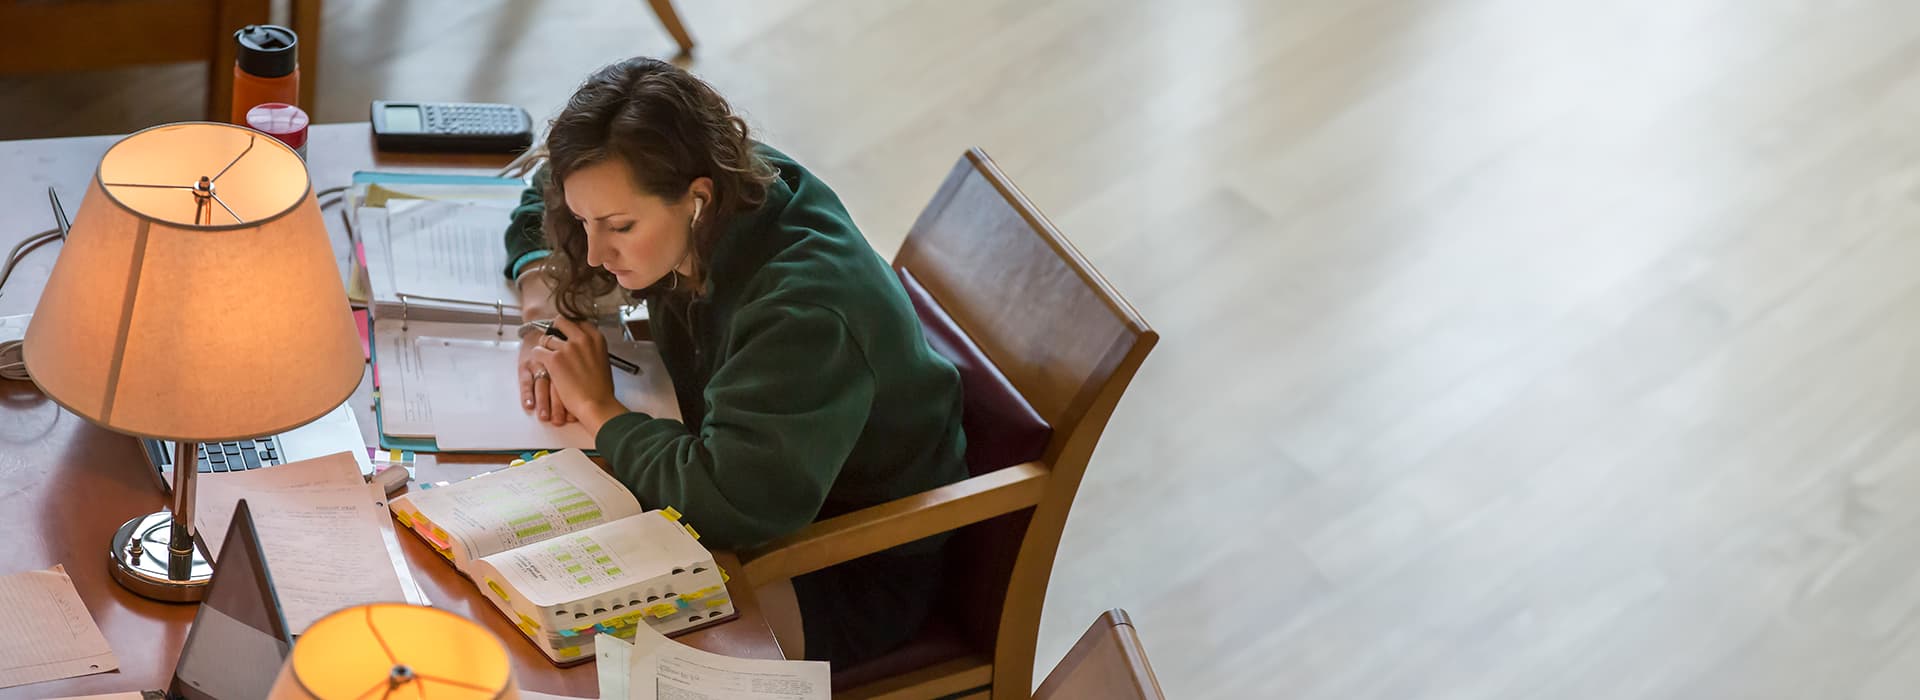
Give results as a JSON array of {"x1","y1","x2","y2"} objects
[
  {"x1": 548, "y1": 381, "x2": 570, "y2": 426},
  {"x1": 532, "y1": 370, "x2": 552, "y2": 421},
  {"x1": 554, "y1": 316, "x2": 604, "y2": 352},
  {"x1": 520, "y1": 363, "x2": 536, "y2": 410}
]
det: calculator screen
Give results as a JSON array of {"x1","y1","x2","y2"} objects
[{"x1": 383, "y1": 104, "x2": 423, "y2": 132}]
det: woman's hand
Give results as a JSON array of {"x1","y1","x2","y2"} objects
[
  {"x1": 529, "y1": 316, "x2": 629, "y2": 432},
  {"x1": 520, "y1": 329, "x2": 571, "y2": 425},
  {"x1": 516, "y1": 261, "x2": 575, "y2": 424}
]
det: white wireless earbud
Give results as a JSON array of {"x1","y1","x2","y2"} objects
[{"x1": 691, "y1": 197, "x2": 704, "y2": 230}]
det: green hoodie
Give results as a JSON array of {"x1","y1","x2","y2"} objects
[{"x1": 503, "y1": 145, "x2": 967, "y2": 665}]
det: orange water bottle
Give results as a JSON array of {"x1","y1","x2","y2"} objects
[{"x1": 230, "y1": 25, "x2": 300, "y2": 125}]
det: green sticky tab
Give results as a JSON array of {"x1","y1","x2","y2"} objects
[
  {"x1": 564, "y1": 511, "x2": 603, "y2": 525},
  {"x1": 594, "y1": 556, "x2": 611, "y2": 564},
  {"x1": 566, "y1": 564, "x2": 582, "y2": 573}
]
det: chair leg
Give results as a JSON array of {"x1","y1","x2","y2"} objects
[{"x1": 645, "y1": 0, "x2": 695, "y2": 55}]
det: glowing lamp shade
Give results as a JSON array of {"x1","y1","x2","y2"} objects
[
  {"x1": 269, "y1": 604, "x2": 520, "y2": 699},
  {"x1": 24, "y1": 121, "x2": 361, "y2": 441}
]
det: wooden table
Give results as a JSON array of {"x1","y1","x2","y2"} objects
[{"x1": 0, "y1": 124, "x2": 784, "y2": 698}]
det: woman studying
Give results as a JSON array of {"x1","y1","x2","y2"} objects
[{"x1": 503, "y1": 57, "x2": 968, "y2": 667}]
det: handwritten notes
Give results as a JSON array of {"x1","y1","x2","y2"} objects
[{"x1": 0, "y1": 565, "x2": 118, "y2": 689}]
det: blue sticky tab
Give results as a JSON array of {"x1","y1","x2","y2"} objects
[
  {"x1": 557, "y1": 628, "x2": 577, "y2": 638},
  {"x1": 676, "y1": 598, "x2": 690, "y2": 610}
]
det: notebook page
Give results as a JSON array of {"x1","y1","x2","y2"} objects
[
  {"x1": 420, "y1": 334, "x2": 681, "y2": 451},
  {"x1": 0, "y1": 565, "x2": 118, "y2": 689},
  {"x1": 397, "y1": 450, "x2": 643, "y2": 565},
  {"x1": 373, "y1": 319, "x2": 519, "y2": 438},
  {"x1": 385, "y1": 198, "x2": 519, "y2": 308}
]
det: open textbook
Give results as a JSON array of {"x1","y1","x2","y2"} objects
[{"x1": 389, "y1": 450, "x2": 733, "y2": 665}]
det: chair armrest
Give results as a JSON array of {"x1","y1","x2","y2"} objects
[{"x1": 738, "y1": 462, "x2": 1048, "y2": 586}]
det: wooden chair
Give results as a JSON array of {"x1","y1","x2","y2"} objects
[
  {"x1": 0, "y1": 0, "x2": 323, "y2": 121},
  {"x1": 1033, "y1": 610, "x2": 1167, "y2": 700},
  {"x1": 739, "y1": 148, "x2": 1158, "y2": 699}
]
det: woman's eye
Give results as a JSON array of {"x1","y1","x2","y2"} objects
[{"x1": 612, "y1": 223, "x2": 634, "y2": 233}]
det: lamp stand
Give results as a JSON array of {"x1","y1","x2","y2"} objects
[{"x1": 108, "y1": 440, "x2": 211, "y2": 602}]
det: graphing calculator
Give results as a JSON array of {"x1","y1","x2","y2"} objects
[{"x1": 370, "y1": 100, "x2": 534, "y2": 153}]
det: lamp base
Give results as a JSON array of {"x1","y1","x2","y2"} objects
[{"x1": 108, "y1": 511, "x2": 210, "y2": 602}]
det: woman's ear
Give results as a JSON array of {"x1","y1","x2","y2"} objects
[{"x1": 687, "y1": 176, "x2": 716, "y2": 208}]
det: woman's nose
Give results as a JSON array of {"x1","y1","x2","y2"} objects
[{"x1": 585, "y1": 228, "x2": 611, "y2": 267}]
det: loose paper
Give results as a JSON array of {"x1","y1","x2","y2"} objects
[
  {"x1": 0, "y1": 565, "x2": 118, "y2": 689},
  {"x1": 418, "y1": 334, "x2": 680, "y2": 451},
  {"x1": 598, "y1": 627, "x2": 828, "y2": 700},
  {"x1": 194, "y1": 452, "x2": 423, "y2": 633}
]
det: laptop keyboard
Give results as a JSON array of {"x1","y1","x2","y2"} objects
[{"x1": 154, "y1": 437, "x2": 286, "y2": 473}]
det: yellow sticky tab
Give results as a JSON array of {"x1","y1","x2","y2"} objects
[
  {"x1": 720, "y1": 567, "x2": 730, "y2": 582},
  {"x1": 682, "y1": 585, "x2": 721, "y2": 601},
  {"x1": 557, "y1": 646, "x2": 581, "y2": 659},
  {"x1": 509, "y1": 458, "x2": 526, "y2": 467},
  {"x1": 517, "y1": 620, "x2": 537, "y2": 635},
  {"x1": 519, "y1": 613, "x2": 537, "y2": 627},
  {"x1": 645, "y1": 603, "x2": 677, "y2": 618},
  {"x1": 682, "y1": 522, "x2": 700, "y2": 541},
  {"x1": 388, "y1": 449, "x2": 400, "y2": 462},
  {"x1": 532, "y1": 450, "x2": 550, "y2": 459},
  {"x1": 486, "y1": 579, "x2": 509, "y2": 602},
  {"x1": 704, "y1": 597, "x2": 729, "y2": 609},
  {"x1": 394, "y1": 510, "x2": 414, "y2": 528},
  {"x1": 661, "y1": 506, "x2": 683, "y2": 521}
]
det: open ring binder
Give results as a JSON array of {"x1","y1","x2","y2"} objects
[{"x1": 396, "y1": 293, "x2": 509, "y2": 335}]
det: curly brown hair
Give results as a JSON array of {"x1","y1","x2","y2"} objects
[{"x1": 538, "y1": 57, "x2": 777, "y2": 319}]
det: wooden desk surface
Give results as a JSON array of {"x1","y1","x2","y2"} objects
[{"x1": 0, "y1": 124, "x2": 784, "y2": 698}]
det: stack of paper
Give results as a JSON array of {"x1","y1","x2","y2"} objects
[{"x1": 194, "y1": 452, "x2": 429, "y2": 633}]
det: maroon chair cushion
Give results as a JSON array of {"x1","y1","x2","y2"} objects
[
  {"x1": 895, "y1": 267, "x2": 1053, "y2": 476},
  {"x1": 826, "y1": 269, "x2": 1055, "y2": 690}
]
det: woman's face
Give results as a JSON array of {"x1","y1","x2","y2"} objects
[{"x1": 562, "y1": 159, "x2": 709, "y2": 290}]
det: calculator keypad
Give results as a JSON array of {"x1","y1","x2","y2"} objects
[{"x1": 422, "y1": 104, "x2": 526, "y2": 135}]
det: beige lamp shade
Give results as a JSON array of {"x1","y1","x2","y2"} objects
[
  {"x1": 269, "y1": 603, "x2": 519, "y2": 700},
  {"x1": 25, "y1": 122, "x2": 362, "y2": 441}
]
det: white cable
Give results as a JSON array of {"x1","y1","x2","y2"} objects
[{"x1": 0, "y1": 338, "x2": 26, "y2": 381}]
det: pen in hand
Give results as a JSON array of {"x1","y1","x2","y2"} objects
[{"x1": 524, "y1": 319, "x2": 643, "y2": 374}]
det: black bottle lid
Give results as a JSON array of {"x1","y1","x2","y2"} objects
[{"x1": 234, "y1": 25, "x2": 298, "y2": 78}]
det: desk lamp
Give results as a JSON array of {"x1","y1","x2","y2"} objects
[
  {"x1": 269, "y1": 603, "x2": 520, "y2": 699},
  {"x1": 25, "y1": 122, "x2": 362, "y2": 602}
]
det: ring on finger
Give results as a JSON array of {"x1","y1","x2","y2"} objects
[{"x1": 532, "y1": 368, "x2": 550, "y2": 380}]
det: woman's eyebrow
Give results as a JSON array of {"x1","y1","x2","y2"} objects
[{"x1": 573, "y1": 212, "x2": 631, "y2": 221}]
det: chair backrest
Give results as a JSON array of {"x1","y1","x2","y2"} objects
[
  {"x1": 1033, "y1": 609, "x2": 1167, "y2": 700},
  {"x1": 894, "y1": 149, "x2": 1157, "y2": 695}
]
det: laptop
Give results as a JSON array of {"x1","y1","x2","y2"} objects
[
  {"x1": 152, "y1": 499, "x2": 294, "y2": 700},
  {"x1": 144, "y1": 401, "x2": 376, "y2": 482},
  {"x1": 44, "y1": 190, "x2": 383, "y2": 485}
]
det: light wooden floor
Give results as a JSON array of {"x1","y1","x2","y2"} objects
[{"x1": 12, "y1": 1, "x2": 1920, "y2": 697}]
